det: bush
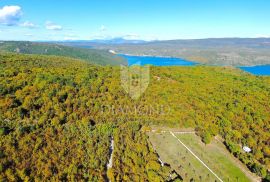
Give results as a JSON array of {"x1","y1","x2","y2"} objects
[
  {"x1": 202, "y1": 132, "x2": 212, "y2": 144},
  {"x1": 251, "y1": 163, "x2": 267, "y2": 177},
  {"x1": 0, "y1": 127, "x2": 9, "y2": 136}
]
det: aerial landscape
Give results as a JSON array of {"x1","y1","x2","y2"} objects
[{"x1": 0, "y1": 1, "x2": 270, "y2": 182}]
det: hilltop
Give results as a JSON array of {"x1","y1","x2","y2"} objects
[{"x1": 0, "y1": 41, "x2": 126, "y2": 66}]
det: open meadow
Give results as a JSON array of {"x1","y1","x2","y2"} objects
[{"x1": 148, "y1": 131, "x2": 258, "y2": 182}]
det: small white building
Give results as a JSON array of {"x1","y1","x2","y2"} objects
[{"x1": 243, "y1": 146, "x2": 252, "y2": 153}]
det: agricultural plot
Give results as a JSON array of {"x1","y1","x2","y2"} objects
[{"x1": 148, "y1": 132, "x2": 255, "y2": 182}]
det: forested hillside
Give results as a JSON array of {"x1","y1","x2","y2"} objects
[
  {"x1": 0, "y1": 53, "x2": 269, "y2": 181},
  {"x1": 0, "y1": 41, "x2": 126, "y2": 66}
]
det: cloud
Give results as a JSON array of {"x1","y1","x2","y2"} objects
[
  {"x1": 0, "y1": 5, "x2": 22, "y2": 26},
  {"x1": 100, "y1": 25, "x2": 106, "y2": 32},
  {"x1": 45, "y1": 21, "x2": 62, "y2": 30},
  {"x1": 21, "y1": 21, "x2": 36, "y2": 28}
]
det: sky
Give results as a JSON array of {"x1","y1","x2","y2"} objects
[{"x1": 0, "y1": 0, "x2": 270, "y2": 41}]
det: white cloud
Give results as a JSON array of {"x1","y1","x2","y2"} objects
[
  {"x1": 0, "y1": 5, "x2": 22, "y2": 26},
  {"x1": 45, "y1": 21, "x2": 62, "y2": 30},
  {"x1": 100, "y1": 25, "x2": 106, "y2": 32},
  {"x1": 21, "y1": 21, "x2": 36, "y2": 28}
]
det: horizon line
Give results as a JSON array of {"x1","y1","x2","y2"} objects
[{"x1": 1, "y1": 36, "x2": 270, "y2": 42}]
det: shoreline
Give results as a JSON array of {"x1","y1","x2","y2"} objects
[
  {"x1": 109, "y1": 49, "x2": 175, "y2": 58},
  {"x1": 109, "y1": 50, "x2": 270, "y2": 71}
]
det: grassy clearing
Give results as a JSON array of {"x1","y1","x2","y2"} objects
[
  {"x1": 176, "y1": 133, "x2": 253, "y2": 182},
  {"x1": 148, "y1": 132, "x2": 253, "y2": 182}
]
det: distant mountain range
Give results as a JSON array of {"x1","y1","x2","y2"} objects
[
  {"x1": 89, "y1": 38, "x2": 148, "y2": 44},
  {"x1": 53, "y1": 38, "x2": 147, "y2": 46},
  {"x1": 53, "y1": 37, "x2": 270, "y2": 47},
  {"x1": 71, "y1": 38, "x2": 270, "y2": 66},
  {"x1": 2, "y1": 38, "x2": 270, "y2": 66}
]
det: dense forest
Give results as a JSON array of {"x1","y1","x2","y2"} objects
[
  {"x1": 0, "y1": 41, "x2": 126, "y2": 66},
  {"x1": 0, "y1": 53, "x2": 270, "y2": 181}
]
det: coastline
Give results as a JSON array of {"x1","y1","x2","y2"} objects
[
  {"x1": 109, "y1": 49, "x2": 175, "y2": 58},
  {"x1": 109, "y1": 50, "x2": 270, "y2": 75}
]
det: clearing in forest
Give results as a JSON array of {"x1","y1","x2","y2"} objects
[{"x1": 148, "y1": 131, "x2": 257, "y2": 182}]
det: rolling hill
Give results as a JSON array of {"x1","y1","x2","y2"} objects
[
  {"x1": 0, "y1": 41, "x2": 126, "y2": 66},
  {"x1": 0, "y1": 52, "x2": 270, "y2": 181}
]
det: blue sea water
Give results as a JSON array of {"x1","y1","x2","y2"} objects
[
  {"x1": 120, "y1": 55, "x2": 197, "y2": 66},
  {"x1": 120, "y1": 54, "x2": 270, "y2": 76},
  {"x1": 239, "y1": 65, "x2": 270, "y2": 76}
]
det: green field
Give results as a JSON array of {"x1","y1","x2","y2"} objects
[{"x1": 148, "y1": 132, "x2": 256, "y2": 182}]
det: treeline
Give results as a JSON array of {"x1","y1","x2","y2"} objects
[{"x1": 0, "y1": 53, "x2": 270, "y2": 180}]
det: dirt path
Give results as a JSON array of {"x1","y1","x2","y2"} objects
[
  {"x1": 107, "y1": 137, "x2": 114, "y2": 169},
  {"x1": 106, "y1": 137, "x2": 114, "y2": 182}
]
